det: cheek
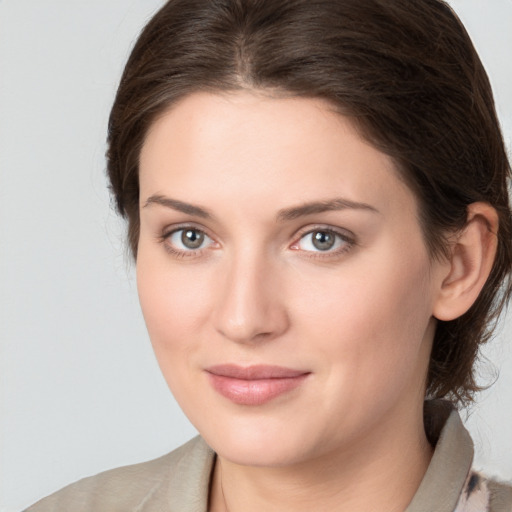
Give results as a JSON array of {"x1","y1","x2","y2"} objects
[
  {"x1": 136, "y1": 251, "x2": 212, "y2": 357},
  {"x1": 290, "y1": 245, "x2": 434, "y2": 379},
  {"x1": 347, "y1": 254, "x2": 434, "y2": 392}
]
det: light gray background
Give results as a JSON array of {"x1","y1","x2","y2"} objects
[{"x1": 1, "y1": 1, "x2": 511, "y2": 511}]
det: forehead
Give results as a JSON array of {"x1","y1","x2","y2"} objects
[{"x1": 139, "y1": 91, "x2": 418, "y2": 221}]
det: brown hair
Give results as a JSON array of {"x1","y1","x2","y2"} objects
[{"x1": 106, "y1": 0, "x2": 512, "y2": 405}]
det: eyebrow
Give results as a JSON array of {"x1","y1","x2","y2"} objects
[
  {"x1": 143, "y1": 195, "x2": 213, "y2": 219},
  {"x1": 277, "y1": 198, "x2": 379, "y2": 221},
  {"x1": 142, "y1": 194, "x2": 379, "y2": 221}
]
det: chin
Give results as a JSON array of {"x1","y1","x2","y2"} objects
[
  {"x1": 197, "y1": 414, "x2": 318, "y2": 468},
  {"x1": 210, "y1": 437, "x2": 304, "y2": 468}
]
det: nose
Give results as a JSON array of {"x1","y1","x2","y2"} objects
[{"x1": 212, "y1": 251, "x2": 289, "y2": 344}]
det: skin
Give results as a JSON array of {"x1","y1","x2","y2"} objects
[{"x1": 136, "y1": 90, "x2": 495, "y2": 511}]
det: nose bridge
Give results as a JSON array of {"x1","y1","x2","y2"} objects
[{"x1": 213, "y1": 244, "x2": 288, "y2": 343}]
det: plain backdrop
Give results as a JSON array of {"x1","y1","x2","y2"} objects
[{"x1": 1, "y1": 1, "x2": 511, "y2": 511}]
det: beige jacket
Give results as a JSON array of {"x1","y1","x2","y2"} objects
[{"x1": 25, "y1": 401, "x2": 512, "y2": 511}]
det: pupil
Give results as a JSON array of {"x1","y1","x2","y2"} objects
[
  {"x1": 312, "y1": 231, "x2": 335, "y2": 251},
  {"x1": 182, "y1": 229, "x2": 204, "y2": 249}
]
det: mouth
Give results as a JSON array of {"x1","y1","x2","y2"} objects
[{"x1": 205, "y1": 364, "x2": 310, "y2": 406}]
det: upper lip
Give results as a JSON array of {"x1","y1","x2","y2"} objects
[{"x1": 205, "y1": 364, "x2": 309, "y2": 380}]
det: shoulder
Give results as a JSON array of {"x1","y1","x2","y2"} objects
[
  {"x1": 24, "y1": 436, "x2": 215, "y2": 512},
  {"x1": 487, "y1": 475, "x2": 512, "y2": 512}
]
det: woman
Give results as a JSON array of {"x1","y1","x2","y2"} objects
[{"x1": 26, "y1": 0, "x2": 512, "y2": 510}]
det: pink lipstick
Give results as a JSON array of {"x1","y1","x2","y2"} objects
[{"x1": 205, "y1": 364, "x2": 310, "y2": 405}]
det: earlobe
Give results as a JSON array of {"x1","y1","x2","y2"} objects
[{"x1": 433, "y1": 202, "x2": 498, "y2": 321}]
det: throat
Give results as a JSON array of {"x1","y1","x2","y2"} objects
[{"x1": 207, "y1": 432, "x2": 433, "y2": 512}]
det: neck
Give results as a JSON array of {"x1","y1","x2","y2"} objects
[{"x1": 209, "y1": 402, "x2": 433, "y2": 512}]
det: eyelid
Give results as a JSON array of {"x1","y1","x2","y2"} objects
[
  {"x1": 161, "y1": 222, "x2": 213, "y2": 239},
  {"x1": 292, "y1": 224, "x2": 355, "y2": 242}
]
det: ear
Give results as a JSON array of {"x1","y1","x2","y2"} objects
[{"x1": 433, "y1": 202, "x2": 498, "y2": 321}]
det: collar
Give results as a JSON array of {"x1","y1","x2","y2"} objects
[{"x1": 406, "y1": 400, "x2": 474, "y2": 511}]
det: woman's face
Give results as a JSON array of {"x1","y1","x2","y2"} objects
[{"x1": 137, "y1": 91, "x2": 446, "y2": 466}]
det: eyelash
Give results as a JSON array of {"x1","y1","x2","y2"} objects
[{"x1": 158, "y1": 225, "x2": 356, "y2": 260}]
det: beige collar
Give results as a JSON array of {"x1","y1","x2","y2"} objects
[{"x1": 406, "y1": 400, "x2": 473, "y2": 511}]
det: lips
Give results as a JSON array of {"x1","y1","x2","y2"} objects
[{"x1": 205, "y1": 364, "x2": 310, "y2": 405}]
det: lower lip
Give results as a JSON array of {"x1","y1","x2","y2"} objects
[{"x1": 207, "y1": 373, "x2": 309, "y2": 406}]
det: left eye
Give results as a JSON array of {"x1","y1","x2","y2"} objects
[
  {"x1": 168, "y1": 228, "x2": 213, "y2": 251},
  {"x1": 295, "y1": 229, "x2": 348, "y2": 252}
]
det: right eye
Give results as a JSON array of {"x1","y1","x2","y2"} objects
[{"x1": 162, "y1": 227, "x2": 215, "y2": 256}]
